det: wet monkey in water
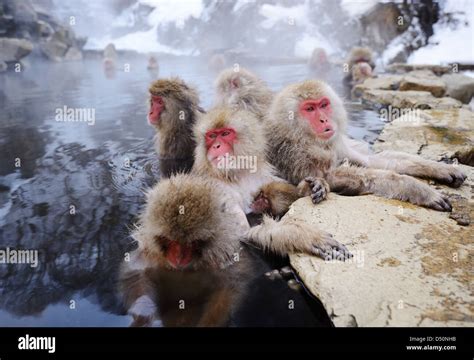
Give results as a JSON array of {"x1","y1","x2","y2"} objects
[
  {"x1": 344, "y1": 46, "x2": 375, "y2": 85},
  {"x1": 265, "y1": 80, "x2": 466, "y2": 211},
  {"x1": 120, "y1": 174, "x2": 249, "y2": 327},
  {"x1": 119, "y1": 174, "x2": 332, "y2": 327},
  {"x1": 147, "y1": 78, "x2": 205, "y2": 175},
  {"x1": 191, "y1": 106, "x2": 350, "y2": 258}
]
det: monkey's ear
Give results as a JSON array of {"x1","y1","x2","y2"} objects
[{"x1": 230, "y1": 78, "x2": 239, "y2": 89}]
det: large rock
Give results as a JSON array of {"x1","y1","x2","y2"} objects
[
  {"x1": 0, "y1": 37, "x2": 33, "y2": 62},
  {"x1": 387, "y1": 63, "x2": 451, "y2": 76},
  {"x1": 288, "y1": 106, "x2": 473, "y2": 327},
  {"x1": 441, "y1": 73, "x2": 474, "y2": 104},
  {"x1": 64, "y1": 47, "x2": 82, "y2": 61},
  {"x1": 352, "y1": 75, "x2": 403, "y2": 97},
  {"x1": 289, "y1": 189, "x2": 473, "y2": 327},
  {"x1": 374, "y1": 108, "x2": 474, "y2": 167},
  {"x1": 399, "y1": 70, "x2": 446, "y2": 97},
  {"x1": 362, "y1": 89, "x2": 463, "y2": 110},
  {"x1": 38, "y1": 38, "x2": 67, "y2": 61}
]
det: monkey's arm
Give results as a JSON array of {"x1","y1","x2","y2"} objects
[
  {"x1": 119, "y1": 251, "x2": 158, "y2": 327},
  {"x1": 365, "y1": 150, "x2": 466, "y2": 188},
  {"x1": 247, "y1": 215, "x2": 351, "y2": 259},
  {"x1": 340, "y1": 136, "x2": 466, "y2": 188},
  {"x1": 327, "y1": 165, "x2": 452, "y2": 211},
  {"x1": 252, "y1": 178, "x2": 329, "y2": 218}
]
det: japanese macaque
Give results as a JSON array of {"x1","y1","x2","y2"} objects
[
  {"x1": 103, "y1": 43, "x2": 117, "y2": 72},
  {"x1": 120, "y1": 173, "x2": 249, "y2": 327},
  {"x1": 251, "y1": 177, "x2": 329, "y2": 218},
  {"x1": 351, "y1": 62, "x2": 373, "y2": 84},
  {"x1": 265, "y1": 80, "x2": 466, "y2": 211},
  {"x1": 209, "y1": 53, "x2": 227, "y2": 71},
  {"x1": 308, "y1": 47, "x2": 330, "y2": 73},
  {"x1": 147, "y1": 78, "x2": 204, "y2": 175},
  {"x1": 120, "y1": 174, "x2": 332, "y2": 327},
  {"x1": 344, "y1": 46, "x2": 375, "y2": 85},
  {"x1": 192, "y1": 106, "x2": 350, "y2": 258},
  {"x1": 214, "y1": 67, "x2": 273, "y2": 121},
  {"x1": 147, "y1": 55, "x2": 159, "y2": 71}
]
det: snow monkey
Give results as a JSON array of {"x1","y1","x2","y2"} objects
[
  {"x1": 120, "y1": 174, "x2": 332, "y2": 327},
  {"x1": 120, "y1": 173, "x2": 249, "y2": 327},
  {"x1": 265, "y1": 80, "x2": 466, "y2": 211},
  {"x1": 192, "y1": 106, "x2": 351, "y2": 258},
  {"x1": 308, "y1": 47, "x2": 331, "y2": 73},
  {"x1": 214, "y1": 67, "x2": 273, "y2": 121},
  {"x1": 147, "y1": 78, "x2": 204, "y2": 174},
  {"x1": 344, "y1": 46, "x2": 375, "y2": 84}
]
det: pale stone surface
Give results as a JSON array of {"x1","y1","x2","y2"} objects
[
  {"x1": 442, "y1": 73, "x2": 474, "y2": 104},
  {"x1": 288, "y1": 107, "x2": 474, "y2": 327},
  {"x1": 362, "y1": 89, "x2": 463, "y2": 109},
  {"x1": 352, "y1": 75, "x2": 403, "y2": 97},
  {"x1": 289, "y1": 190, "x2": 473, "y2": 327},
  {"x1": 399, "y1": 70, "x2": 446, "y2": 97},
  {"x1": 0, "y1": 38, "x2": 33, "y2": 62},
  {"x1": 387, "y1": 63, "x2": 451, "y2": 76}
]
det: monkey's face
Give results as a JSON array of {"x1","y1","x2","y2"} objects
[
  {"x1": 250, "y1": 190, "x2": 271, "y2": 214},
  {"x1": 148, "y1": 95, "x2": 165, "y2": 126},
  {"x1": 135, "y1": 175, "x2": 247, "y2": 271},
  {"x1": 299, "y1": 96, "x2": 336, "y2": 141},
  {"x1": 205, "y1": 127, "x2": 237, "y2": 166}
]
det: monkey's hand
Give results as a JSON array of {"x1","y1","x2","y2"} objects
[
  {"x1": 128, "y1": 295, "x2": 157, "y2": 327},
  {"x1": 431, "y1": 163, "x2": 466, "y2": 188},
  {"x1": 247, "y1": 216, "x2": 352, "y2": 260},
  {"x1": 297, "y1": 176, "x2": 330, "y2": 204}
]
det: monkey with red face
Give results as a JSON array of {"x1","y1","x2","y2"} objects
[
  {"x1": 120, "y1": 173, "x2": 334, "y2": 327},
  {"x1": 344, "y1": 46, "x2": 375, "y2": 85},
  {"x1": 120, "y1": 173, "x2": 249, "y2": 327},
  {"x1": 266, "y1": 80, "x2": 466, "y2": 211},
  {"x1": 308, "y1": 48, "x2": 331, "y2": 75},
  {"x1": 147, "y1": 78, "x2": 204, "y2": 175},
  {"x1": 192, "y1": 106, "x2": 350, "y2": 258}
]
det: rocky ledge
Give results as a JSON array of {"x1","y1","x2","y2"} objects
[{"x1": 288, "y1": 78, "x2": 473, "y2": 327}]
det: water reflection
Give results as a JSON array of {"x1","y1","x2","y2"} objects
[
  {"x1": 0, "y1": 58, "x2": 383, "y2": 326},
  {"x1": 120, "y1": 245, "x2": 331, "y2": 327}
]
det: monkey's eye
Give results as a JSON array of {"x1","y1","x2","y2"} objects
[
  {"x1": 222, "y1": 130, "x2": 230, "y2": 137},
  {"x1": 209, "y1": 133, "x2": 217, "y2": 139},
  {"x1": 305, "y1": 106, "x2": 315, "y2": 112},
  {"x1": 320, "y1": 102, "x2": 328, "y2": 109}
]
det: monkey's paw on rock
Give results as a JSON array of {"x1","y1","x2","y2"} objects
[{"x1": 286, "y1": 188, "x2": 473, "y2": 327}]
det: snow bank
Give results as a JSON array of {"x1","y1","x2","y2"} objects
[{"x1": 409, "y1": 0, "x2": 474, "y2": 64}]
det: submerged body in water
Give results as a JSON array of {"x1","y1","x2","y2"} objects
[{"x1": 0, "y1": 58, "x2": 384, "y2": 326}]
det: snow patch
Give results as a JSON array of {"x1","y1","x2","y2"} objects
[{"x1": 409, "y1": 0, "x2": 474, "y2": 64}]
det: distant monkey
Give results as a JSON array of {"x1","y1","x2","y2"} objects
[
  {"x1": 308, "y1": 47, "x2": 331, "y2": 73},
  {"x1": 103, "y1": 43, "x2": 117, "y2": 72},
  {"x1": 265, "y1": 80, "x2": 466, "y2": 211},
  {"x1": 147, "y1": 55, "x2": 159, "y2": 71},
  {"x1": 344, "y1": 46, "x2": 375, "y2": 85},
  {"x1": 147, "y1": 78, "x2": 204, "y2": 174},
  {"x1": 209, "y1": 53, "x2": 227, "y2": 71},
  {"x1": 214, "y1": 67, "x2": 273, "y2": 121}
]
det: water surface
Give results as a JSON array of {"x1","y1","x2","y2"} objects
[{"x1": 0, "y1": 58, "x2": 384, "y2": 326}]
